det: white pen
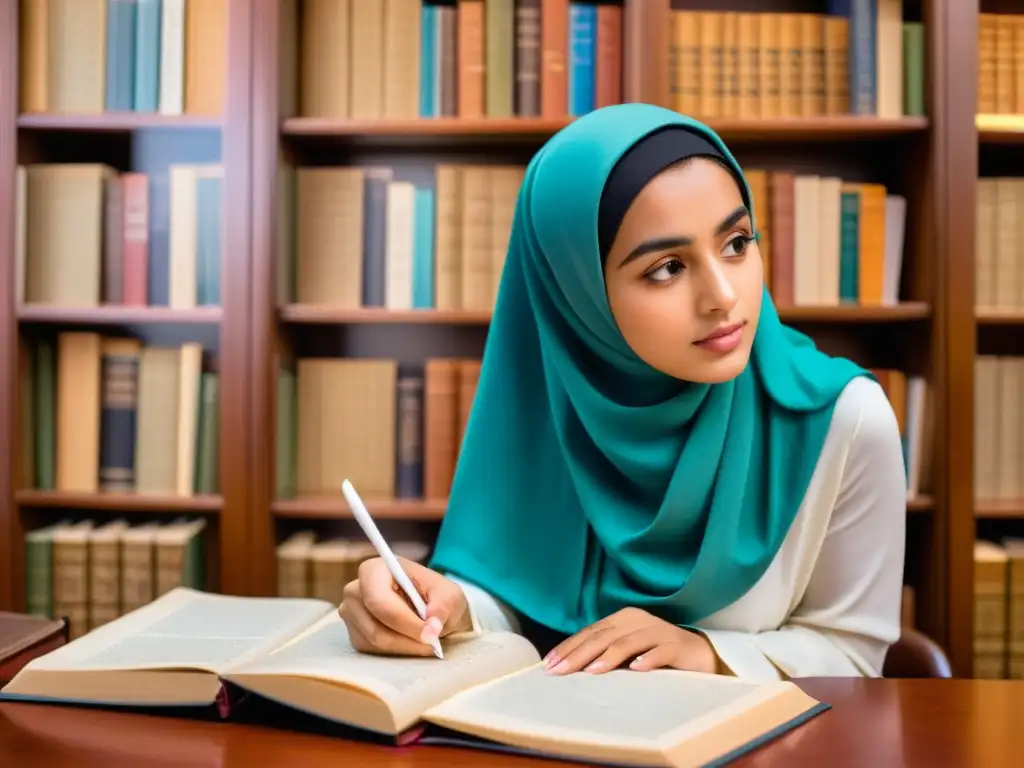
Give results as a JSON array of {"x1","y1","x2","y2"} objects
[{"x1": 341, "y1": 478, "x2": 444, "y2": 659}]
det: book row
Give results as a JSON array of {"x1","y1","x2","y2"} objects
[
  {"x1": 755, "y1": 172, "x2": 906, "y2": 309},
  {"x1": 668, "y1": 6, "x2": 924, "y2": 120},
  {"x1": 22, "y1": 335, "x2": 220, "y2": 498},
  {"x1": 276, "y1": 356, "x2": 480, "y2": 503},
  {"x1": 976, "y1": 179, "x2": 1024, "y2": 314},
  {"x1": 978, "y1": 14, "x2": 1024, "y2": 116},
  {"x1": 280, "y1": 161, "x2": 907, "y2": 313},
  {"x1": 296, "y1": 0, "x2": 622, "y2": 121},
  {"x1": 974, "y1": 356, "x2": 1024, "y2": 503},
  {"x1": 276, "y1": 532, "x2": 429, "y2": 606},
  {"x1": 973, "y1": 539, "x2": 1024, "y2": 681},
  {"x1": 18, "y1": 0, "x2": 226, "y2": 116},
  {"x1": 23, "y1": 517, "x2": 207, "y2": 640},
  {"x1": 14, "y1": 162, "x2": 223, "y2": 310}
]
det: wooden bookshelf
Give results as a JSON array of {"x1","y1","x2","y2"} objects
[
  {"x1": 17, "y1": 306, "x2": 223, "y2": 326},
  {"x1": 274, "y1": 495, "x2": 934, "y2": 521},
  {"x1": 15, "y1": 490, "x2": 223, "y2": 514},
  {"x1": 976, "y1": 309, "x2": 1024, "y2": 325},
  {"x1": 278, "y1": 303, "x2": 931, "y2": 326},
  {"x1": 272, "y1": 497, "x2": 447, "y2": 521},
  {"x1": 245, "y1": 0, "x2": 975, "y2": 678},
  {"x1": 0, "y1": 0, "x2": 255, "y2": 615},
  {"x1": 0, "y1": 0, "x2": 981, "y2": 678},
  {"x1": 282, "y1": 115, "x2": 930, "y2": 143},
  {"x1": 971, "y1": 6, "x2": 1024, "y2": 680},
  {"x1": 16, "y1": 113, "x2": 222, "y2": 133},
  {"x1": 975, "y1": 500, "x2": 1024, "y2": 520}
]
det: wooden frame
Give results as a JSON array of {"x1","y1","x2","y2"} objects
[{"x1": 0, "y1": 0, "x2": 983, "y2": 677}]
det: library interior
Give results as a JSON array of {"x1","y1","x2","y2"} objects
[{"x1": 0, "y1": 1, "x2": 1021, "y2": 767}]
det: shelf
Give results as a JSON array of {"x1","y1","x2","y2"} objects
[
  {"x1": 16, "y1": 112, "x2": 221, "y2": 132},
  {"x1": 280, "y1": 115, "x2": 929, "y2": 144},
  {"x1": 274, "y1": 495, "x2": 932, "y2": 520},
  {"x1": 977, "y1": 113, "x2": 1024, "y2": 143},
  {"x1": 278, "y1": 303, "x2": 930, "y2": 325},
  {"x1": 16, "y1": 490, "x2": 223, "y2": 513},
  {"x1": 279, "y1": 305, "x2": 491, "y2": 325},
  {"x1": 272, "y1": 497, "x2": 446, "y2": 520},
  {"x1": 976, "y1": 309, "x2": 1024, "y2": 325},
  {"x1": 18, "y1": 305, "x2": 222, "y2": 325},
  {"x1": 779, "y1": 303, "x2": 931, "y2": 322},
  {"x1": 975, "y1": 500, "x2": 1024, "y2": 519},
  {"x1": 907, "y1": 495, "x2": 934, "y2": 513}
]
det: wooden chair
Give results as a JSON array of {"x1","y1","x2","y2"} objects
[{"x1": 882, "y1": 628, "x2": 953, "y2": 678}]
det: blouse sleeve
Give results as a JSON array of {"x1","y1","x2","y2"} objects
[
  {"x1": 699, "y1": 378, "x2": 907, "y2": 680},
  {"x1": 449, "y1": 575, "x2": 522, "y2": 634}
]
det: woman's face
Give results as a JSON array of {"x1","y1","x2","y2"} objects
[{"x1": 603, "y1": 157, "x2": 763, "y2": 384}]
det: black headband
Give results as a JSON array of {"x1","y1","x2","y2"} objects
[{"x1": 597, "y1": 126, "x2": 744, "y2": 262}]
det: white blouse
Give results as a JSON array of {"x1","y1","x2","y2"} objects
[{"x1": 450, "y1": 375, "x2": 907, "y2": 680}]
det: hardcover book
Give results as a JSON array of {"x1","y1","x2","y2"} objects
[{"x1": 0, "y1": 588, "x2": 828, "y2": 767}]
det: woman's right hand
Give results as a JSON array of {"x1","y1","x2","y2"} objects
[{"x1": 338, "y1": 556, "x2": 473, "y2": 656}]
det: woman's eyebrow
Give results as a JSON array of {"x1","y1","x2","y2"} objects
[{"x1": 617, "y1": 205, "x2": 750, "y2": 269}]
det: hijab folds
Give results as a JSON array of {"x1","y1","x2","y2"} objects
[{"x1": 429, "y1": 103, "x2": 869, "y2": 633}]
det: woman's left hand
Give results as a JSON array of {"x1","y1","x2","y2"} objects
[{"x1": 544, "y1": 607, "x2": 720, "y2": 675}]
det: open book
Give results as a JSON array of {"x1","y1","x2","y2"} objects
[{"x1": 0, "y1": 588, "x2": 828, "y2": 767}]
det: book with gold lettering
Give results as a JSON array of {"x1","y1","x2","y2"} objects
[{"x1": 0, "y1": 588, "x2": 827, "y2": 767}]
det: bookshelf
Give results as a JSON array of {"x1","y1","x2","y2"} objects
[
  {"x1": 0, "y1": 0, "x2": 255, "y2": 635},
  {"x1": 971, "y1": 3, "x2": 1024, "y2": 680},
  {"x1": 246, "y1": 0, "x2": 974, "y2": 676},
  {"x1": 0, "y1": 0, "x2": 979, "y2": 677}
]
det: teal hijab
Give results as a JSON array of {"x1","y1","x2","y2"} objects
[{"x1": 429, "y1": 103, "x2": 868, "y2": 634}]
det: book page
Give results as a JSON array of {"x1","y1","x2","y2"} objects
[
  {"x1": 19, "y1": 588, "x2": 334, "y2": 675},
  {"x1": 224, "y1": 613, "x2": 542, "y2": 725},
  {"x1": 424, "y1": 664, "x2": 798, "y2": 757}
]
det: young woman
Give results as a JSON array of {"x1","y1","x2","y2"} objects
[{"x1": 338, "y1": 103, "x2": 907, "y2": 680}]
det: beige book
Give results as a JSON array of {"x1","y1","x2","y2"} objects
[
  {"x1": 300, "y1": 0, "x2": 351, "y2": 118},
  {"x1": 119, "y1": 522, "x2": 161, "y2": 614},
  {"x1": 87, "y1": 519, "x2": 129, "y2": 631},
  {"x1": 175, "y1": 343, "x2": 204, "y2": 496},
  {"x1": 56, "y1": 332, "x2": 102, "y2": 492},
  {"x1": 0, "y1": 588, "x2": 825, "y2": 767},
  {"x1": 276, "y1": 530, "x2": 317, "y2": 597},
  {"x1": 792, "y1": 175, "x2": 821, "y2": 306}
]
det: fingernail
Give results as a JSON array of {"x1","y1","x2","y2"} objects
[
  {"x1": 584, "y1": 660, "x2": 604, "y2": 673},
  {"x1": 548, "y1": 660, "x2": 568, "y2": 675},
  {"x1": 629, "y1": 655, "x2": 644, "y2": 669},
  {"x1": 420, "y1": 617, "x2": 442, "y2": 643},
  {"x1": 544, "y1": 653, "x2": 559, "y2": 669}
]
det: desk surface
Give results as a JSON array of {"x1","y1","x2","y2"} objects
[{"x1": 1, "y1": 678, "x2": 1021, "y2": 767}]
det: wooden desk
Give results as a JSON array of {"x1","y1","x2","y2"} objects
[{"x1": 0, "y1": 678, "x2": 1020, "y2": 767}]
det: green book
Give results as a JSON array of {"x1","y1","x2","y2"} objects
[{"x1": 903, "y1": 22, "x2": 925, "y2": 117}]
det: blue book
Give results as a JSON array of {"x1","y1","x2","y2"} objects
[
  {"x1": 412, "y1": 187, "x2": 435, "y2": 309},
  {"x1": 419, "y1": 4, "x2": 437, "y2": 117},
  {"x1": 133, "y1": 0, "x2": 163, "y2": 112},
  {"x1": 104, "y1": 0, "x2": 137, "y2": 112},
  {"x1": 568, "y1": 3, "x2": 596, "y2": 116},
  {"x1": 195, "y1": 174, "x2": 222, "y2": 306},
  {"x1": 829, "y1": 0, "x2": 876, "y2": 114}
]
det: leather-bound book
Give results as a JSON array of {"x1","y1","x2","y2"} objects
[{"x1": 0, "y1": 612, "x2": 69, "y2": 686}]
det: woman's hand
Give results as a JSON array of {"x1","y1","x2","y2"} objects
[
  {"x1": 544, "y1": 607, "x2": 720, "y2": 675},
  {"x1": 338, "y1": 557, "x2": 473, "y2": 657}
]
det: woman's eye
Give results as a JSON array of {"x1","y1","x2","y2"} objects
[
  {"x1": 645, "y1": 259, "x2": 684, "y2": 282},
  {"x1": 725, "y1": 235, "x2": 752, "y2": 257}
]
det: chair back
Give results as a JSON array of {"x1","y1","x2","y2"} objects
[{"x1": 882, "y1": 628, "x2": 953, "y2": 678}]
